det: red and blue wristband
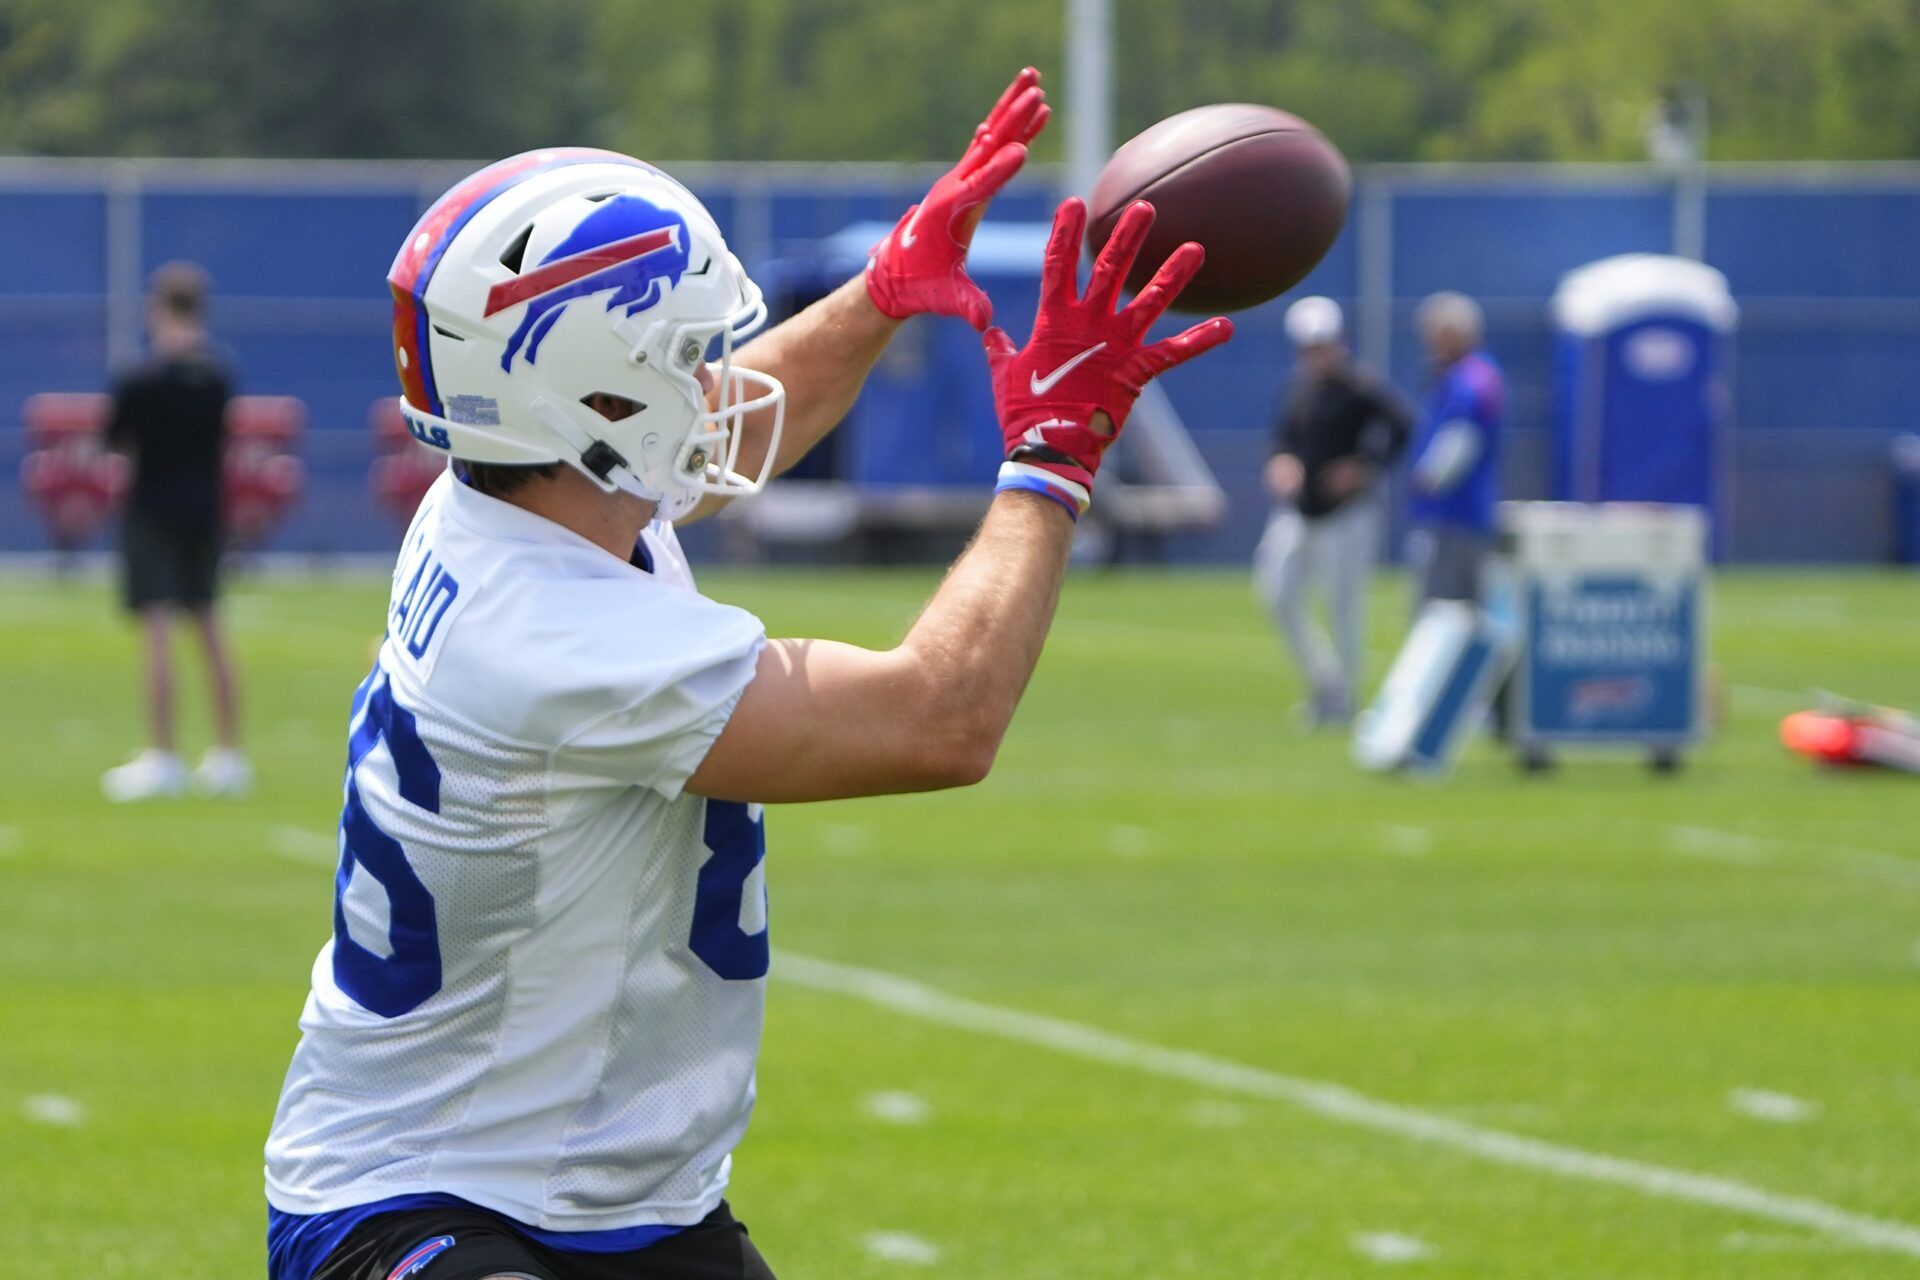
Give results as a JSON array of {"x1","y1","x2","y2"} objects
[{"x1": 995, "y1": 460, "x2": 1088, "y2": 519}]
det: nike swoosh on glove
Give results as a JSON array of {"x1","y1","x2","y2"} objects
[
  {"x1": 866, "y1": 67, "x2": 1049, "y2": 330},
  {"x1": 982, "y1": 197, "x2": 1233, "y2": 516}
]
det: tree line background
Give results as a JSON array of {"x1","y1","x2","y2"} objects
[{"x1": 3, "y1": 0, "x2": 1916, "y2": 163}]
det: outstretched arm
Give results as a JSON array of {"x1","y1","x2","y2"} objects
[
  {"x1": 680, "y1": 69, "x2": 1048, "y2": 524},
  {"x1": 688, "y1": 199, "x2": 1231, "y2": 803},
  {"x1": 688, "y1": 488, "x2": 1073, "y2": 801}
]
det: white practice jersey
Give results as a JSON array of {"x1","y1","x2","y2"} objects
[{"x1": 266, "y1": 469, "x2": 769, "y2": 1233}]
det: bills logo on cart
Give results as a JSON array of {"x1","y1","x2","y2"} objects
[
  {"x1": 485, "y1": 194, "x2": 692, "y2": 370},
  {"x1": 1568, "y1": 674, "x2": 1653, "y2": 721}
]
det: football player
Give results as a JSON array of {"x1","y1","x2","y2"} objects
[{"x1": 265, "y1": 68, "x2": 1231, "y2": 1280}]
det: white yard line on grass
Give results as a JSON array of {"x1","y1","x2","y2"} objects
[
  {"x1": 1802, "y1": 842, "x2": 1920, "y2": 890},
  {"x1": 780, "y1": 952, "x2": 1920, "y2": 1260},
  {"x1": 1352, "y1": 1231, "x2": 1436, "y2": 1264},
  {"x1": 1665, "y1": 825, "x2": 1771, "y2": 867},
  {"x1": 267, "y1": 824, "x2": 337, "y2": 867},
  {"x1": 863, "y1": 1231, "x2": 942, "y2": 1265},
  {"x1": 863, "y1": 1091, "x2": 932, "y2": 1126},
  {"x1": 1376, "y1": 825, "x2": 1434, "y2": 858},
  {"x1": 1729, "y1": 1089, "x2": 1822, "y2": 1125},
  {"x1": 269, "y1": 719, "x2": 322, "y2": 748},
  {"x1": 1663, "y1": 824, "x2": 1920, "y2": 889},
  {"x1": 818, "y1": 825, "x2": 869, "y2": 857},
  {"x1": 1440, "y1": 1100, "x2": 1560, "y2": 1127},
  {"x1": 22, "y1": 1094, "x2": 85, "y2": 1127}
]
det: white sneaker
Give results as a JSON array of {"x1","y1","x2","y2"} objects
[
  {"x1": 102, "y1": 749, "x2": 188, "y2": 803},
  {"x1": 193, "y1": 748, "x2": 254, "y2": 798}
]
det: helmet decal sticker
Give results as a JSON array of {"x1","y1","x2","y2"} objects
[{"x1": 484, "y1": 195, "x2": 693, "y2": 370}]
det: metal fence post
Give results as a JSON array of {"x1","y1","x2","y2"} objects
[
  {"x1": 104, "y1": 162, "x2": 144, "y2": 371},
  {"x1": 1356, "y1": 169, "x2": 1395, "y2": 376}
]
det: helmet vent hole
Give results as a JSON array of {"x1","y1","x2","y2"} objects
[
  {"x1": 431, "y1": 324, "x2": 466, "y2": 342},
  {"x1": 581, "y1": 392, "x2": 644, "y2": 423},
  {"x1": 498, "y1": 223, "x2": 534, "y2": 274}
]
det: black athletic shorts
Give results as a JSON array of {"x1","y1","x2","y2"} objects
[
  {"x1": 311, "y1": 1201, "x2": 776, "y2": 1280},
  {"x1": 120, "y1": 509, "x2": 221, "y2": 611}
]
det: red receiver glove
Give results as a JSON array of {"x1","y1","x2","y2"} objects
[
  {"x1": 983, "y1": 197, "x2": 1233, "y2": 518},
  {"x1": 865, "y1": 67, "x2": 1049, "y2": 330}
]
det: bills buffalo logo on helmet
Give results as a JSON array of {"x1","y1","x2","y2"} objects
[{"x1": 485, "y1": 194, "x2": 692, "y2": 370}]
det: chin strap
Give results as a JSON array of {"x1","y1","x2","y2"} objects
[
  {"x1": 579, "y1": 439, "x2": 629, "y2": 482},
  {"x1": 529, "y1": 396, "x2": 636, "y2": 492}
]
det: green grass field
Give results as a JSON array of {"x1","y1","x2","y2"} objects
[{"x1": 3, "y1": 566, "x2": 1918, "y2": 1278}]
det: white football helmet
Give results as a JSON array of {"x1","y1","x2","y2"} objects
[{"x1": 389, "y1": 148, "x2": 784, "y2": 519}]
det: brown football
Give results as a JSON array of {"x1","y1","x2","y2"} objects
[{"x1": 1087, "y1": 104, "x2": 1351, "y2": 313}]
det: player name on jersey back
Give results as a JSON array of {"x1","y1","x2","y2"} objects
[{"x1": 388, "y1": 535, "x2": 465, "y2": 673}]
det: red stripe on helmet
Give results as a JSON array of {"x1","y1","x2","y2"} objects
[{"x1": 482, "y1": 227, "x2": 678, "y2": 318}]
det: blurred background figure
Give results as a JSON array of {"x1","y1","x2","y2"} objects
[
  {"x1": 1254, "y1": 296, "x2": 1411, "y2": 725},
  {"x1": 1406, "y1": 291, "x2": 1505, "y2": 608},
  {"x1": 100, "y1": 262, "x2": 249, "y2": 802}
]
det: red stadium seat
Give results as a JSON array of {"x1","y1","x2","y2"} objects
[
  {"x1": 19, "y1": 394, "x2": 120, "y2": 550},
  {"x1": 224, "y1": 396, "x2": 307, "y2": 547},
  {"x1": 368, "y1": 398, "x2": 444, "y2": 528},
  {"x1": 17, "y1": 391, "x2": 307, "y2": 550},
  {"x1": 24, "y1": 391, "x2": 112, "y2": 445}
]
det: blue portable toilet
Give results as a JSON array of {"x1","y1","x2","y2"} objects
[{"x1": 1551, "y1": 255, "x2": 1738, "y2": 529}]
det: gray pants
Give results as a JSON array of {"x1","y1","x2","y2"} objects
[
  {"x1": 1407, "y1": 523, "x2": 1495, "y2": 609},
  {"x1": 1253, "y1": 496, "x2": 1381, "y2": 714}
]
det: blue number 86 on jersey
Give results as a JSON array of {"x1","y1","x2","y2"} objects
[
  {"x1": 333, "y1": 664, "x2": 444, "y2": 1017},
  {"x1": 330, "y1": 661, "x2": 772, "y2": 1019}
]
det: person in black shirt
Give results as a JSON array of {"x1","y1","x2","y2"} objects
[
  {"x1": 101, "y1": 262, "x2": 251, "y2": 801},
  {"x1": 1253, "y1": 296, "x2": 1412, "y2": 726}
]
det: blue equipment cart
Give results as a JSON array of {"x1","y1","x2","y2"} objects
[{"x1": 1497, "y1": 502, "x2": 1710, "y2": 772}]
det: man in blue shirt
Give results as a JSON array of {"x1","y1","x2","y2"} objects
[{"x1": 1406, "y1": 291, "x2": 1505, "y2": 605}]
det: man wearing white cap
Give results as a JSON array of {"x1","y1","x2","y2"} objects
[{"x1": 1253, "y1": 296, "x2": 1411, "y2": 725}]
